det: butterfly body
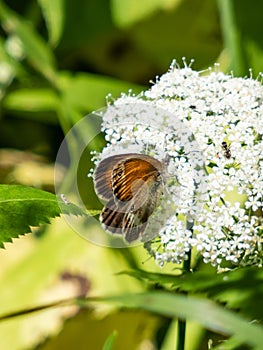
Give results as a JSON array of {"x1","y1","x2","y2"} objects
[{"x1": 94, "y1": 153, "x2": 164, "y2": 242}]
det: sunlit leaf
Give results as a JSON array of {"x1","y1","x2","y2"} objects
[
  {"x1": 102, "y1": 292, "x2": 263, "y2": 350},
  {"x1": 120, "y1": 267, "x2": 263, "y2": 321},
  {"x1": 34, "y1": 309, "x2": 160, "y2": 350},
  {"x1": 0, "y1": 221, "x2": 146, "y2": 350},
  {"x1": 102, "y1": 330, "x2": 118, "y2": 350},
  {"x1": 58, "y1": 72, "x2": 143, "y2": 112},
  {"x1": 38, "y1": 0, "x2": 65, "y2": 46},
  {"x1": 117, "y1": 269, "x2": 179, "y2": 284},
  {"x1": 111, "y1": 0, "x2": 181, "y2": 28},
  {"x1": 3, "y1": 88, "x2": 59, "y2": 114},
  {"x1": 0, "y1": 185, "x2": 82, "y2": 247}
]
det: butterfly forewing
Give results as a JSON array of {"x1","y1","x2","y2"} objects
[
  {"x1": 94, "y1": 154, "x2": 128, "y2": 201},
  {"x1": 112, "y1": 157, "x2": 162, "y2": 201}
]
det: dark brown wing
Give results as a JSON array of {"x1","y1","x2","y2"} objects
[
  {"x1": 100, "y1": 197, "x2": 147, "y2": 242},
  {"x1": 93, "y1": 154, "x2": 127, "y2": 201}
]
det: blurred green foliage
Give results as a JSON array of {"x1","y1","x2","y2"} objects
[{"x1": 0, "y1": 0, "x2": 263, "y2": 349}]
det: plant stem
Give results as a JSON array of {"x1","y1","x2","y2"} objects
[
  {"x1": 177, "y1": 318, "x2": 186, "y2": 350},
  {"x1": 176, "y1": 220, "x2": 193, "y2": 350}
]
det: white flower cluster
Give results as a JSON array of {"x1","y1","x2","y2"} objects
[{"x1": 98, "y1": 60, "x2": 263, "y2": 268}]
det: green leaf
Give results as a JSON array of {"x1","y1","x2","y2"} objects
[
  {"x1": 3, "y1": 88, "x2": 59, "y2": 112},
  {"x1": 0, "y1": 219, "x2": 145, "y2": 349},
  {"x1": 0, "y1": 1, "x2": 56, "y2": 82},
  {"x1": 102, "y1": 292, "x2": 263, "y2": 350},
  {"x1": 111, "y1": 0, "x2": 180, "y2": 28},
  {"x1": 0, "y1": 185, "x2": 83, "y2": 248},
  {"x1": 102, "y1": 330, "x2": 118, "y2": 350},
  {"x1": 217, "y1": 0, "x2": 246, "y2": 75},
  {"x1": 121, "y1": 267, "x2": 263, "y2": 321},
  {"x1": 3, "y1": 88, "x2": 59, "y2": 123},
  {"x1": 0, "y1": 185, "x2": 61, "y2": 247},
  {"x1": 58, "y1": 72, "x2": 144, "y2": 112},
  {"x1": 171, "y1": 267, "x2": 263, "y2": 320},
  {"x1": 129, "y1": 0, "x2": 221, "y2": 69},
  {"x1": 218, "y1": 0, "x2": 263, "y2": 76},
  {"x1": 38, "y1": 0, "x2": 65, "y2": 46},
  {"x1": 117, "y1": 269, "x2": 179, "y2": 284}
]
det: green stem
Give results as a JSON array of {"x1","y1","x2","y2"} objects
[
  {"x1": 176, "y1": 220, "x2": 193, "y2": 350},
  {"x1": 177, "y1": 318, "x2": 186, "y2": 350},
  {"x1": 217, "y1": 0, "x2": 247, "y2": 75}
]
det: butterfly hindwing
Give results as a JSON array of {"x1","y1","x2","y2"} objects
[{"x1": 101, "y1": 197, "x2": 147, "y2": 242}]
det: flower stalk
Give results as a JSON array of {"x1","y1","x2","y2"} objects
[{"x1": 176, "y1": 220, "x2": 193, "y2": 350}]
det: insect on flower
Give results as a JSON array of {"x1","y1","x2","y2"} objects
[
  {"x1": 222, "y1": 141, "x2": 231, "y2": 159},
  {"x1": 94, "y1": 153, "x2": 164, "y2": 242}
]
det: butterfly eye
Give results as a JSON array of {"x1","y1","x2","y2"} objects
[
  {"x1": 156, "y1": 171, "x2": 162, "y2": 181},
  {"x1": 117, "y1": 170, "x2": 123, "y2": 177}
]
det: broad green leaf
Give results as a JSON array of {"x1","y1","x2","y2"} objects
[
  {"x1": 0, "y1": 1, "x2": 56, "y2": 82},
  {"x1": 2, "y1": 290, "x2": 262, "y2": 349},
  {"x1": 102, "y1": 292, "x2": 263, "y2": 350},
  {"x1": 34, "y1": 309, "x2": 159, "y2": 350},
  {"x1": 38, "y1": 0, "x2": 65, "y2": 46},
  {"x1": 0, "y1": 220, "x2": 145, "y2": 350},
  {"x1": 0, "y1": 185, "x2": 82, "y2": 247},
  {"x1": 111, "y1": 0, "x2": 181, "y2": 28}
]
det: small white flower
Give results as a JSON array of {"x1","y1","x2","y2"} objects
[
  {"x1": 0, "y1": 62, "x2": 14, "y2": 85},
  {"x1": 5, "y1": 35, "x2": 25, "y2": 60},
  {"x1": 245, "y1": 196, "x2": 262, "y2": 211}
]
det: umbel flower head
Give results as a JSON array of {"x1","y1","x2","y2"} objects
[{"x1": 95, "y1": 60, "x2": 263, "y2": 269}]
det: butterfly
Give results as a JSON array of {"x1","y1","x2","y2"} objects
[{"x1": 93, "y1": 153, "x2": 164, "y2": 242}]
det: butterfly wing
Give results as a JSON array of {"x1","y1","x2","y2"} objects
[
  {"x1": 94, "y1": 153, "x2": 162, "y2": 201},
  {"x1": 112, "y1": 156, "x2": 162, "y2": 202},
  {"x1": 100, "y1": 197, "x2": 147, "y2": 242},
  {"x1": 93, "y1": 154, "x2": 129, "y2": 201},
  {"x1": 122, "y1": 178, "x2": 163, "y2": 242},
  {"x1": 95, "y1": 154, "x2": 163, "y2": 242}
]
